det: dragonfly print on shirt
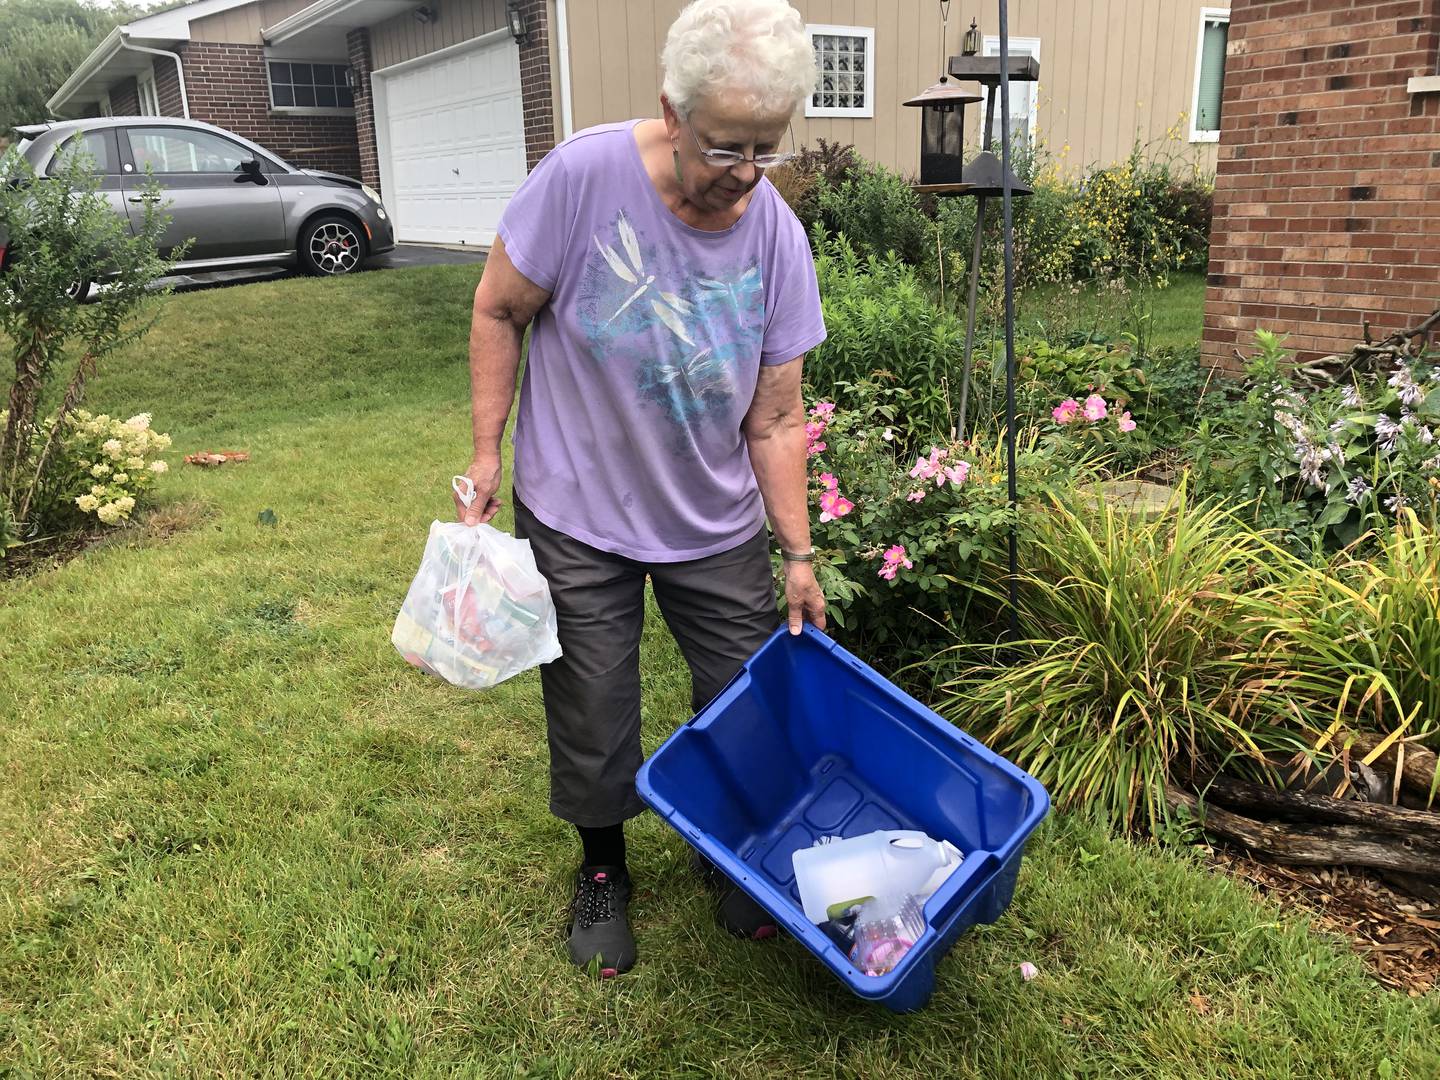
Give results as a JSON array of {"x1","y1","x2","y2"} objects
[{"x1": 576, "y1": 209, "x2": 766, "y2": 439}]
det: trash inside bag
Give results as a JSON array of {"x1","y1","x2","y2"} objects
[{"x1": 391, "y1": 477, "x2": 563, "y2": 689}]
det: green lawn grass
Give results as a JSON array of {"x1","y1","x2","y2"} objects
[
  {"x1": 1017, "y1": 271, "x2": 1208, "y2": 353},
  {"x1": 3, "y1": 266, "x2": 1436, "y2": 1077}
]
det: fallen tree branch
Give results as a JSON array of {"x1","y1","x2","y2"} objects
[
  {"x1": 1292, "y1": 306, "x2": 1440, "y2": 387},
  {"x1": 1199, "y1": 774, "x2": 1440, "y2": 842},
  {"x1": 1165, "y1": 785, "x2": 1440, "y2": 879}
]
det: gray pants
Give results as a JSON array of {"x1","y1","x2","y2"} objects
[{"x1": 514, "y1": 497, "x2": 781, "y2": 828}]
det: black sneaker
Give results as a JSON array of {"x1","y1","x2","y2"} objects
[
  {"x1": 566, "y1": 866, "x2": 636, "y2": 977},
  {"x1": 690, "y1": 849, "x2": 778, "y2": 940}
]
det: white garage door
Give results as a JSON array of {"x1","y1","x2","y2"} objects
[{"x1": 378, "y1": 37, "x2": 527, "y2": 246}]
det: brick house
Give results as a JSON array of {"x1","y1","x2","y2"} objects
[
  {"x1": 48, "y1": 0, "x2": 1239, "y2": 248},
  {"x1": 1202, "y1": 0, "x2": 1440, "y2": 372}
]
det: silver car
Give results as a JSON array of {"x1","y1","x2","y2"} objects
[{"x1": 4, "y1": 116, "x2": 394, "y2": 283}]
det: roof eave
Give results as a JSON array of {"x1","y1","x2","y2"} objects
[
  {"x1": 46, "y1": 26, "x2": 125, "y2": 114},
  {"x1": 262, "y1": 0, "x2": 360, "y2": 45}
]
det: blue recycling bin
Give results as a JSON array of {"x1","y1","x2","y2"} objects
[{"x1": 636, "y1": 624, "x2": 1049, "y2": 1012}]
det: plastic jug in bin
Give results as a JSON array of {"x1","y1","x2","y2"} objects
[{"x1": 792, "y1": 830, "x2": 964, "y2": 925}]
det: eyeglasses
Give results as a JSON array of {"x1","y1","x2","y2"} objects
[{"x1": 684, "y1": 121, "x2": 796, "y2": 169}]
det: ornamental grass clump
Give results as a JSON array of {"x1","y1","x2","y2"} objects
[
  {"x1": 933, "y1": 481, "x2": 1304, "y2": 832},
  {"x1": 1235, "y1": 508, "x2": 1440, "y2": 760}
]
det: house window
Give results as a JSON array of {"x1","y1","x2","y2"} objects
[
  {"x1": 137, "y1": 67, "x2": 160, "y2": 116},
  {"x1": 1190, "y1": 8, "x2": 1230, "y2": 142},
  {"x1": 982, "y1": 36, "x2": 1041, "y2": 146},
  {"x1": 267, "y1": 61, "x2": 354, "y2": 111},
  {"x1": 806, "y1": 25, "x2": 874, "y2": 118},
  {"x1": 99, "y1": 92, "x2": 113, "y2": 117}
]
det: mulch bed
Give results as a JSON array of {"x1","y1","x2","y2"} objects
[
  {"x1": 1208, "y1": 846, "x2": 1440, "y2": 996},
  {"x1": 1, "y1": 528, "x2": 109, "y2": 581}
]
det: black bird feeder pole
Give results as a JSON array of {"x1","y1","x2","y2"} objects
[{"x1": 997, "y1": 0, "x2": 1020, "y2": 642}]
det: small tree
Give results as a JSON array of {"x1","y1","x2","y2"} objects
[{"x1": 0, "y1": 151, "x2": 176, "y2": 549}]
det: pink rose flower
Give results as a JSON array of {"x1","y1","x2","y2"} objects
[
  {"x1": 1052, "y1": 399, "x2": 1080, "y2": 424},
  {"x1": 878, "y1": 543, "x2": 913, "y2": 580},
  {"x1": 1117, "y1": 411, "x2": 1137, "y2": 433},
  {"x1": 819, "y1": 472, "x2": 838, "y2": 491},
  {"x1": 939, "y1": 462, "x2": 970, "y2": 488},
  {"x1": 908, "y1": 446, "x2": 949, "y2": 481},
  {"x1": 906, "y1": 489, "x2": 926, "y2": 503},
  {"x1": 819, "y1": 489, "x2": 854, "y2": 523},
  {"x1": 1082, "y1": 394, "x2": 1108, "y2": 422}
]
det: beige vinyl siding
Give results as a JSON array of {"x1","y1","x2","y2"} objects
[
  {"x1": 191, "y1": 0, "x2": 316, "y2": 44},
  {"x1": 562, "y1": 0, "x2": 1224, "y2": 176},
  {"x1": 369, "y1": 0, "x2": 509, "y2": 70}
]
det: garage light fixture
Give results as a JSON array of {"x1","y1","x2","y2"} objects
[
  {"x1": 506, "y1": 0, "x2": 528, "y2": 45},
  {"x1": 413, "y1": 4, "x2": 436, "y2": 24}
]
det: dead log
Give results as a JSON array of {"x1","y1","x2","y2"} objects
[
  {"x1": 1345, "y1": 734, "x2": 1438, "y2": 807},
  {"x1": 1199, "y1": 775, "x2": 1440, "y2": 842},
  {"x1": 1165, "y1": 785, "x2": 1440, "y2": 880}
]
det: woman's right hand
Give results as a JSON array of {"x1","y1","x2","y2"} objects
[{"x1": 456, "y1": 454, "x2": 504, "y2": 525}]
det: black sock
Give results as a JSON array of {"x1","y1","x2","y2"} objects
[{"x1": 577, "y1": 824, "x2": 626, "y2": 871}]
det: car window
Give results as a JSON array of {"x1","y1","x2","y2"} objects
[
  {"x1": 47, "y1": 131, "x2": 114, "y2": 176},
  {"x1": 127, "y1": 128, "x2": 252, "y2": 174}
]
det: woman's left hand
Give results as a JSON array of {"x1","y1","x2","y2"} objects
[{"x1": 783, "y1": 561, "x2": 827, "y2": 636}]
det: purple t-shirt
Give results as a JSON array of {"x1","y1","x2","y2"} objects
[{"x1": 497, "y1": 120, "x2": 826, "y2": 562}]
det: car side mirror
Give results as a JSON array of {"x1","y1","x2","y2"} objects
[{"x1": 238, "y1": 158, "x2": 266, "y2": 184}]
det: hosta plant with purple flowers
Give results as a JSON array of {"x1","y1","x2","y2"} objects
[{"x1": 1190, "y1": 329, "x2": 1440, "y2": 550}]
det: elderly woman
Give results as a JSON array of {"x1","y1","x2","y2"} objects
[{"x1": 456, "y1": 0, "x2": 826, "y2": 976}]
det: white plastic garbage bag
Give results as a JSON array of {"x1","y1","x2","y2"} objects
[{"x1": 391, "y1": 477, "x2": 563, "y2": 689}]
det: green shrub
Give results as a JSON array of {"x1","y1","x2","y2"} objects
[
  {"x1": 807, "y1": 229, "x2": 967, "y2": 439},
  {"x1": 815, "y1": 159, "x2": 936, "y2": 271},
  {"x1": 0, "y1": 151, "x2": 174, "y2": 550},
  {"x1": 766, "y1": 138, "x2": 859, "y2": 232}
]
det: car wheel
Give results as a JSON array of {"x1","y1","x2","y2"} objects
[
  {"x1": 299, "y1": 215, "x2": 367, "y2": 276},
  {"x1": 66, "y1": 277, "x2": 92, "y2": 301}
]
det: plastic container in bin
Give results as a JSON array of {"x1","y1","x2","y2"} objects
[{"x1": 635, "y1": 624, "x2": 1049, "y2": 1012}]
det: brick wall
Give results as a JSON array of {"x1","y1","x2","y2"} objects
[
  {"x1": 347, "y1": 28, "x2": 381, "y2": 190},
  {"x1": 153, "y1": 57, "x2": 185, "y2": 117},
  {"x1": 516, "y1": 0, "x2": 556, "y2": 169},
  {"x1": 177, "y1": 41, "x2": 362, "y2": 178},
  {"x1": 110, "y1": 77, "x2": 140, "y2": 116},
  {"x1": 1202, "y1": 0, "x2": 1440, "y2": 373}
]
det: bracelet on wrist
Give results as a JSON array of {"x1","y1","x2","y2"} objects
[{"x1": 780, "y1": 548, "x2": 815, "y2": 563}]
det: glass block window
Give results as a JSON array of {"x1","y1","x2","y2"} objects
[
  {"x1": 268, "y1": 61, "x2": 354, "y2": 110},
  {"x1": 806, "y1": 25, "x2": 875, "y2": 118}
]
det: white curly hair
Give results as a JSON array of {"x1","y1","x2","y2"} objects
[{"x1": 661, "y1": 0, "x2": 818, "y2": 119}]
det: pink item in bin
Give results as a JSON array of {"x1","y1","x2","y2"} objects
[{"x1": 391, "y1": 477, "x2": 563, "y2": 689}]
